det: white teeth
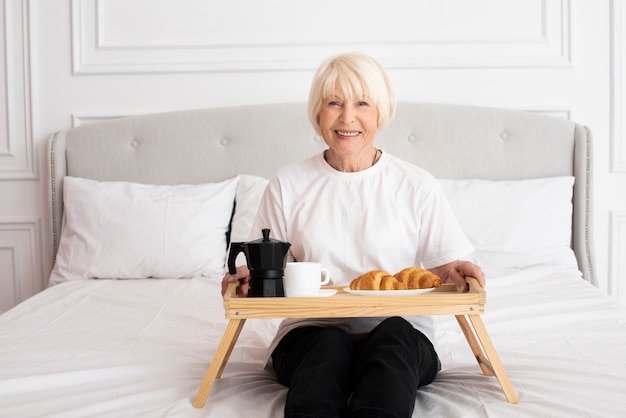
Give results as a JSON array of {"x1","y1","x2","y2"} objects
[{"x1": 337, "y1": 130, "x2": 359, "y2": 137}]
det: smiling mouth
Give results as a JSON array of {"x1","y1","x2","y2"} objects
[{"x1": 336, "y1": 130, "x2": 361, "y2": 137}]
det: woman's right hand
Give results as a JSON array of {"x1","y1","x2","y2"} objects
[{"x1": 221, "y1": 265, "x2": 251, "y2": 297}]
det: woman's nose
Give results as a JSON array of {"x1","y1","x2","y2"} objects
[{"x1": 340, "y1": 105, "x2": 355, "y2": 123}]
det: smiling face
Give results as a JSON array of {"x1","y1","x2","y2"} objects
[
  {"x1": 308, "y1": 53, "x2": 396, "y2": 171},
  {"x1": 318, "y1": 92, "x2": 379, "y2": 159},
  {"x1": 308, "y1": 53, "x2": 396, "y2": 139}
]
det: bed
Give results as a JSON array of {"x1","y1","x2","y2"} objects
[{"x1": 1, "y1": 102, "x2": 626, "y2": 417}]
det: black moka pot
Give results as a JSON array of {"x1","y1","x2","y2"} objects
[{"x1": 227, "y1": 228, "x2": 291, "y2": 297}]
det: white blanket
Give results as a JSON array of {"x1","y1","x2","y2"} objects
[{"x1": 1, "y1": 267, "x2": 626, "y2": 417}]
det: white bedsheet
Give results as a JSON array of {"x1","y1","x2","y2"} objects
[{"x1": 1, "y1": 267, "x2": 626, "y2": 417}]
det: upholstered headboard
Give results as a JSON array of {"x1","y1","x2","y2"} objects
[{"x1": 48, "y1": 102, "x2": 595, "y2": 283}]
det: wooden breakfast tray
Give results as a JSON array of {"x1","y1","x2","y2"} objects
[{"x1": 193, "y1": 278, "x2": 518, "y2": 408}]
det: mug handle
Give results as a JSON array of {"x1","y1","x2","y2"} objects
[{"x1": 320, "y1": 268, "x2": 331, "y2": 285}]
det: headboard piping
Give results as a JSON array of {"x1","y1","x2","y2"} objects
[
  {"x1": 50, "y1": 131, "x2": 59, "y2": 264},
  {"x1": 584, "y1": 126, "x2": 595, "y2": 286}
]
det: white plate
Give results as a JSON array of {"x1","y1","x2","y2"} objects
[
  {"x1": 287, "y1": 289, "x2": 337, "y2": 298},
  {"x1": 343, "y1": 287, "x2": 435, "y2": 296}
]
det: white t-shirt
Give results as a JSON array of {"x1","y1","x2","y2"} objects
[{"x1": 250, "y1": 151, "x2": 474, "y2": 365}]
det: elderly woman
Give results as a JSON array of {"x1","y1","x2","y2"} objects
[{"x1": 222, "y1": 52, "x2": 485, "y2": 418}]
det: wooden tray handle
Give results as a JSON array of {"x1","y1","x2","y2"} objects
[
  {"x1": 225, "y1": 281, "x2": 238, "y2": 299},
  {"x1": 465, "y1": 276, "x2": 482, "y2": 293}
]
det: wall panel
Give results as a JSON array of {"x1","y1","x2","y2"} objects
[
  {"x1": 612, "y1": 0, "x2": 625, "y2": 172},
  {"x1": 0, "y1": 0, "x2": 35, "y2": 179},
  {"x1": 610, "y1": 211, "x2": 626, "y2": 302},
  {"x1": 72, "y1": 0, "x2": 570, "y2": 74},
  {"x1": 0, "y1": 219, "x2": 43, "y2": 313}
]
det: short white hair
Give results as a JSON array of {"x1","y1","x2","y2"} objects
[{"x1": 308, "y1": 52, "x2": 396, "y2": 136}]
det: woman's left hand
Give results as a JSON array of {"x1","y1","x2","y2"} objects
[{"x1": 429, "y1": 260, "x2": 485, "y2": 292}]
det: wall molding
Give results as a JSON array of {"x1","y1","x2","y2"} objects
[
  {"x1": 0, "y1": 0, "x2": 36, "y2": 180},
  {"x1": 72, "y1": 112, "x2": 141, "y2": 127},
  {"x1": 611, "y1": 0, "x2": 626, "y2": 172},
  {"x1": 0, "y1": 243, "x2": 18, "y2": 312},
  {"x1": 0, "y1": 218, "x2": 44, "y2": 309},
  {"x1": 526, "y1": 108, "x2": 571, "y2": 120},
  {"x1": 71, "y1": 0, "x2": 572, "y2": 75},
  {"x1": 609, "y1": 211, "x2": 626, "y2": 302}
]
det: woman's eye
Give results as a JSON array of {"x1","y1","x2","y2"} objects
[
  {"x1": 357, "y1": 101, "x2": 369, "y2": 107},
  {"x1": 328, "y1": 101, "x2": 341, "y2": 107}
]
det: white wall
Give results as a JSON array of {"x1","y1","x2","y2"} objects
[{"x1": 1, "y1": 0, "x2": 625, "y2": 312}]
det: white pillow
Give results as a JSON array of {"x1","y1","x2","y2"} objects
[
  {"x1": 230, "y1": 174, "x2": 269, "y2": 243},
  {"x1": 48, "y1": 176, "x2": 239, "y2": 286},
  {"x1": 438, "y1": 176, "x2": 578, "y2": 270},
  {"x1": 226, "y1": 175, "x2": 269, "y2": 269}
]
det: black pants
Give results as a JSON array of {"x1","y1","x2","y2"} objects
[{"x1": 271, "y1": 316, "x2": 440, "y2": 418}]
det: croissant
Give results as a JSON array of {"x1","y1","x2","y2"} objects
[
  {"x1": 394, "y1": 267, "x2": 441, "y2": 289},
  {"x1": 350, "y1": 267, "x2": 442, "y2": 291},
  {"x1": 349, "y1": 270, "x2": 407, "y2": 290}
]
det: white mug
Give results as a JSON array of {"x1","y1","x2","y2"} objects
[{"x1": 283, "y1": 262, "x2": 331, "y2": 297}]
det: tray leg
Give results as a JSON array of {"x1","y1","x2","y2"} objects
[
  {"x1": 455, "y1": 315, "x2": 493, "y2": 376},
  {"x1": 460, "y1": 314, "x2": 518, "y2": 404},
  {"x1": 193, "y1": 318, "x2": 246, "y2": 408}
]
